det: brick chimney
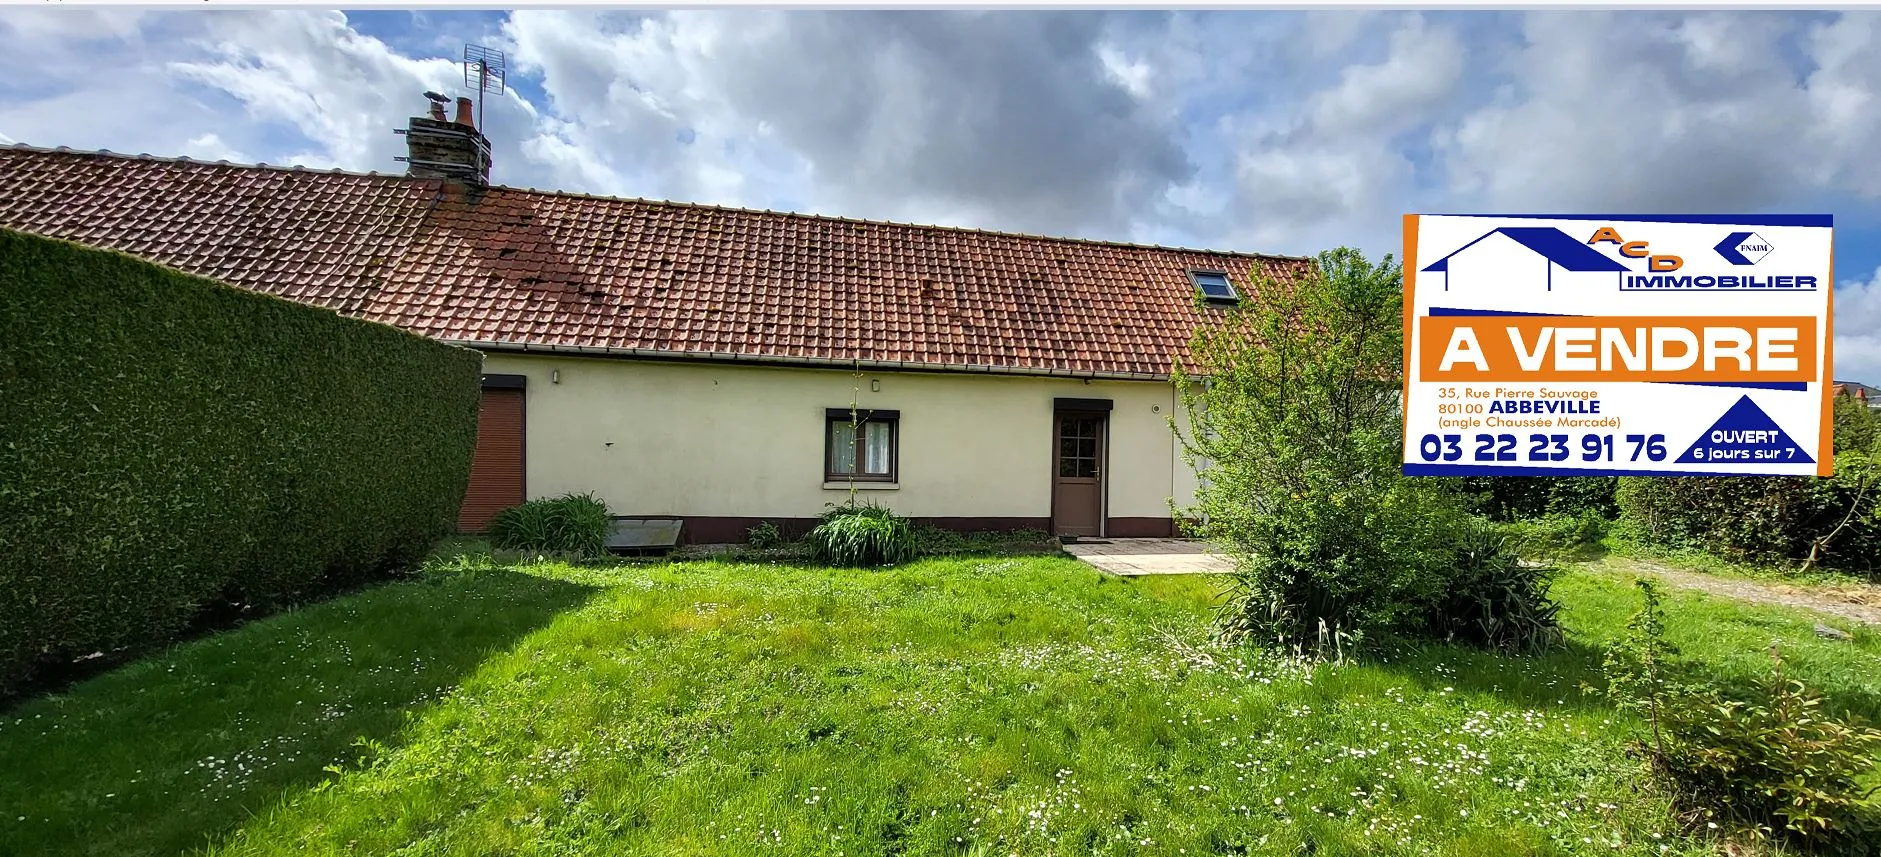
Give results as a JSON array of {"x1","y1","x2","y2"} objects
[{"x1": 397, "y1": 92, "x2": 492, "y2": 185}]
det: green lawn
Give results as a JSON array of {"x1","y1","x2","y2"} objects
[{"x1": 3, "y1": 551, "x2": 1877, "y2": 857}]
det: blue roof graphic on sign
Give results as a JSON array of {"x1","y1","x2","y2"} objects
[
  {"x1": 1674, "y1": 395, "x2": 1814, "y2": 466},
  {"x1": 1421, "y1": 227, "x2": 1632, "y2": 273}
]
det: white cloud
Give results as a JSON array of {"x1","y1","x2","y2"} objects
[
  {"x1": 2, "y1": 8, "x2": 1880, "y2": 272},
  {"x1": 166, "y1": 12, "x2": 470, "y2": 172},
  {"x1": 1214, "y1": 14, "x2": 1466, "y2": 255},
  {"x1": 180, "y1": 132, "x2": 248, "y2": 163},
  {"x1": 1096, "y1": 44, "x2": 1154, "y2": 99},
  {"x1": 1431, "y1": 12, "x2": 1881, "y2": 215},
  {"x1": 1835, "y1": 267, "x2": 1881, "y2": 383},
  {"x1": 1803, "y1": 13, "x2": 1881, "y2": 196},
  {"x1": 500, "y1": 10, "x2": 1190, "y2": 236}
]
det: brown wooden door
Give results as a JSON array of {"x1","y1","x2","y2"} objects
[
  {"x1": 458, "y1": 388, "x2": 525, "y2": 532},
  {"x1": 1052, "y1": 412, "x2": 1105, "y2": 537}
]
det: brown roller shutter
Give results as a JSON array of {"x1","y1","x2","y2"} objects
[{"x1": 458, "y1": 388, "x2": 526, "y2": 532}]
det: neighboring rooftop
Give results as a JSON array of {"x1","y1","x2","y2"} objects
[
  {"x1": 0, "y1": 142, "x2": 1306, "y2": 378},
  {"x1": 1834, "y1": 380, "x2": 1881, "y2": 406}
]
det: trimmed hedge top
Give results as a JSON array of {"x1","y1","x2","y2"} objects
[{"x1": 0, "y1": 228, "x2": 483, "y2": 695}]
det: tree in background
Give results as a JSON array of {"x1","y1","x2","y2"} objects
[
  {"x1": 1173, "y1": 249, "x2": 1484, "y2": 655},
  {"x1": 1833, "y1": 389, "x2": 1878, "y2": 455}
]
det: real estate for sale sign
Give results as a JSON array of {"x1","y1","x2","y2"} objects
[{"x1": 1401, "y1": 214, "x2": 1834, "y2": 477}]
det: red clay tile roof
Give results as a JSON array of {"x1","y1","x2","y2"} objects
[{"x1": 0, "y1": 145, "x2": 1309, "y2": 378}]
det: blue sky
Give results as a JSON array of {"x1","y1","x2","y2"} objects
[{"x1": 3, "y1": 9, "x2": 1879, "y2": 380}]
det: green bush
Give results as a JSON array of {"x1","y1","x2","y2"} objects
[
  {"x1": 1615, "y1": 467, "x2": 1879, "y2": 574},
  {"x1": 1494, "y1": 509, "x2": 1610, "y2": 561},
  {"x1": 808, "y1": 503, "x2": 917, "y2": 567},
  {"x1": 1177, "y1": 248, "x2": 1551, "y2": 656},
  {"x1": 487, "y1": 493, "x2": 612, "y2": 558},
  {"x1": 1603, "y1": 581, "x2": 1881, "y2": 850},
  {"x1": 1427, "y1": 520, "x2": 1564, "y2": 655},
  {"x1": 1207, "y1": 474, "x2": 1476, "y2": 655},
  {"x1": 1614, "y1": 397, "x2": 1881, "y2": 575},
  {"x1": 746, "y1": 521, "x2": 785, "y2": 550},
  {"x1": 1465, "y1": 476, "x2": 1619, "y2": 522},
  {"x1": 0, "y1": 230, "x2": 481, "y2": 694}
]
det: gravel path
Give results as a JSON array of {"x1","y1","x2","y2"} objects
[{"x1": 1607, "y1": 558, "x2": 1881, "y2": 628}]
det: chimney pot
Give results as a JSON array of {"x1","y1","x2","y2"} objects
[{"x1": 402, "y1": 96, "x2": 493, "y2": 186}]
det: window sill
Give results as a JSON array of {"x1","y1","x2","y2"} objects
[{"x1": 823, "y1": 481, "x2": 899, "y2": 491}]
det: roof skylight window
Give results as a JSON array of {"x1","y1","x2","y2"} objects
[{"x1": 1189, "y1": 270, "x2": 1238, "y2": 304}]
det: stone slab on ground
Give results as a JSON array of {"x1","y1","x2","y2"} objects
[
  {"x1": 1061, "y1": 539, "x2": 1234, "y2": 576},
  {"x1": 608, "y1": 517, "x2": 684, "y2": 550}
]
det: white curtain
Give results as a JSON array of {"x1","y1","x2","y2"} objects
[
  {"x1": 829, "y1": 422, "x2": 858, "y2": 474},
  {"x1": 863, "y1": 422, "x2": 891, "y2": 474},
  {"x1": 830, "y1": 420, "x2": 892, "y2": 476}
]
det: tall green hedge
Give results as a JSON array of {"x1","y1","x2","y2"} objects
[
  {"x1": 1614, "y1": 397, "x2": 1881, "y2": 574},
  {"x1": 0, "y1": 229, "x2": 483, "y2": 694},
  {"x1": 1462, "y1": 476, "x2": 1620, "y2": 521}
]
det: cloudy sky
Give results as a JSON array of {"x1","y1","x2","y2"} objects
[{"x1": 4, "y1": 9, "x2": 1879, "y2": 381}]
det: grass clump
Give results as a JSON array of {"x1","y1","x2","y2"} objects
[
  {"x1": 486, "y1": 493, "x2": 611, "y2": 558},
  {"x1": 806, "y1": 502, "x2": 916, "y2": 567}
]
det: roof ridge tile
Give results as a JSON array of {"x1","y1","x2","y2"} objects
[
  {"x1": 0, "y1": 142, "x2": 1303, "y2": 259},
  {"x1": 0, "y1": 142, "x2": 1314, "y2": 376}
]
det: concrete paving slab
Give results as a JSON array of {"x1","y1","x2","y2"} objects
[{"x1": 1060, "y1": 539, "x2": 1234, "y2": 576}]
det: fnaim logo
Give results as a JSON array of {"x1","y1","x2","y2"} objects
[
  {"x1": 1714, "y1": 231, "x2": 1772, "y2": 265},
  {"x1": 1588, "y1": 225, "x2": 1818, "y2": 292}
]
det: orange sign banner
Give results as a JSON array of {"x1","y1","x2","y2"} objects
[{"x1": 1418, "y1": 315, "x2": 1817, "y2": 383}]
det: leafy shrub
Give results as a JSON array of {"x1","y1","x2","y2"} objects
[
  {"x1": 1614, "y1": 397, "x2": 1881, "y2": 575},
  {"x1": 808, "y1": 503, "x2": 917, "y2": 567},
  {"x1": 1615, "y1": 466, "x2": 1879, "y2": 574},
  {"x1": 746, "y1": 521, "x2": 785, "y2": 550},
  {"x1": 1833, "y1": 391, "x2": 1880, "y2": 457},
  {"x1": 1208, "y1": 475, "x2": 1475, "y2": 655},
  {"x1": 1466, "y1": 476, "x2": 1619, "y2": 522},
  {"x1": 1603, "y1": 580, "x2": 1881, "y2": 850},
  {"x1": 487, "y1": 493, "x2": 611, "y2": 557},
  {"x1": 1427, "y1": 520, "x2": 1565, "y2": 654},
  {"x1": 0, "y1": 230, "x2": 481, "y2": 694},
  {"x1": 1178, "y1": 248, "x2": 1537, "y2": 656},
  {"x1": 1494, "y1": 509, "x2": 1609, "y2": 561}
]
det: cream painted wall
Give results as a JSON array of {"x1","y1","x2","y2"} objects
[
  {"x1": 479, "y1": 353, "x2": 1198, "y2": 523},
  {"x1": 1170, "y1": 393, "x2": 1203, "y2": 517}
]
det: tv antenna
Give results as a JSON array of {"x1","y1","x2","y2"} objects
[{"x1": 463, "y1": 43, "x2": 507, "y2": 130}]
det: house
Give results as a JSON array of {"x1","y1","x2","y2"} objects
[
  {"x1": 1833, "y1": 380, "x2": 1881, "y2": 413},
  {"x1": 1420, "y1": 226, "x2": 1629, "y2": 293},
  {"x1": 0, "y1": 96, "x2": 1309, "y2": 543}
]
